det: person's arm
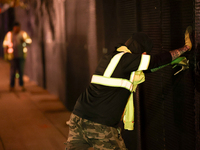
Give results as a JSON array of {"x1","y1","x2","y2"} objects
[
  {"x1": 22, "y1": 31, "x2": 32, "y2": 45},
  {"x1": 150, "y1": 63, "x2": 170, "y2": 72},
  {"x1": 150, "y1": 56, "x2": 188, "y2": 72},
  {"x1": 169, "y1": 45, "x2": 189, "y2": 61},
  {"x1": 149, "y1": 46, "x2": 190, "y2": 72},
  {"x1": 148, "y1": 26, "x2": 192, "y2": 72},
  {"x1": 146, "y1": 45, "x2": 190, "y2": 73},
  {"x1": 3, "y1": 32, "x2": 11, "y2": 60},
  {"x1": 123, "y1": 26, "x2": 192, "y2": 73},
  {"x1": 3, "y1": 33, "x2": 9, "y2": 48}
]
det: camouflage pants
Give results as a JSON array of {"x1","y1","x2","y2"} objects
[{"x1": 65, "y1": 113, "x2": 127, "y2": 150}]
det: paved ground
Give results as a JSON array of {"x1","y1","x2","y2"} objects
[{"x1": 0, "y1": 59, "x2": 71, "y2": 150}]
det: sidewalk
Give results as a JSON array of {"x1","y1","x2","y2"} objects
[{"x1": 0, "y1": 59, "x2": 71, "y2": 150}]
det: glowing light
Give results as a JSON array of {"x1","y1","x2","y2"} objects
[
  {"x1": 23, "y1": 47, "x2": 28, "y2": 53},
  {"x1": 23, "y1": 32, "x2": 27, "y2": 38},
  {"x1": 6, "y1": 31, "x2": 13, "y2": 48},
  {"x1": 22, "y1": 42, "x2": 26, "y2": 47},
  {"x1": 3, "y1": 40, "x2": 12, "y2": 48},
  {"x1": 8, "y1": 48, "x2": 13, "y2": 53},
  {"x1": 25, "y1": 39, "x2": 32, "y2": 44},
  {"x1": 15, "y1": 73, "x2": 19, "y2": 79},
  {"x1": 8, "y1": 42, "x2": 13, "y2": 47}
]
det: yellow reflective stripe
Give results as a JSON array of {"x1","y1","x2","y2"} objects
[
  {"x1": 137, "y1": 54, "x2": 151, "y2": 71},
  {"x1": 25, "y1": 39, "x2": 32, "y2": 44},
  {"x1": 103, "y1": 52, "x2": 125, "y2": 77},
  {"x1": 23, "y1": 32, "x2": 28, "y2": 38},
  {"x1": 23, "y1": 47, "x2": 28, "y2": 53},
  {"x1": 22, "y1": 32, "x2": 32, "y2": 44},
  {"x1": 91, "y1": 75, "x2": 133, "y2": 92},
  {"x1": 7, "y1": 32, "x2": 13, "y2": 48},
  {"x1": 8, "y1": 48, "x2": 13, "y2": 53},
  {"x1": 129, "y1": 72, "x2": 135, "y2": 82}
]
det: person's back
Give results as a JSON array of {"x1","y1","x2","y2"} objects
[{"x1": 73, "y1": 49, "x2": 150, "y2": 127}]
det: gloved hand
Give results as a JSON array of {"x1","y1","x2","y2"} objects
[
  {"x1": 171, "y1": 56, "x2": 188, "y2": 65},
  {"x1": 171, "y1": 57, "x2": 189, "y2": 75}
]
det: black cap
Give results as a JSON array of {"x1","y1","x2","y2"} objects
[
  {"x1": 125, "y1": 32, "x2": 153, "y2": 54},
  {"x1": 13, "y1": 21, "x2": 21, "y2": 27}
]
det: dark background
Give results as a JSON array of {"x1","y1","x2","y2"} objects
[{"x1": 0, "y1": 0, "x2": 199, "y2": 149}]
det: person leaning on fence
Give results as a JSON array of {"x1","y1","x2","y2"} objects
[
  {"x1": 3, "y1": 22, "x2": 32, "y2": 92},
  {"x1": 65, "y1": 26, "x2": 193, "y2": 150}
]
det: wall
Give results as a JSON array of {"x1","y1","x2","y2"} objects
[
  {"x1": 195, "y1": 0, "x2": 200, "y2": 149},
  {"x1": 139, "y1": 1, "x2": 195, "y2": 150},
  {"x1": 13, "y1": 0, "x2": 101, "y2": 111},
  {"x1": 64, "y1": 0, "x2": 99, "y2": 111}
]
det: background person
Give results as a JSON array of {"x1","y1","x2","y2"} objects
[{"x1": 3, "y1": 21, "x2": 32, "y2": 91}]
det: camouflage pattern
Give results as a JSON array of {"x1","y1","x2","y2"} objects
[{"x1": 65, "y1": 113, "x2": 127, "y2": 150}]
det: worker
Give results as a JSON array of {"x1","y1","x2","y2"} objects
[
  {"x1": 3, "y1": 21, "x2": 32, "y2": 91},
  {"x1": 65, "y1": 26, "x2": 192, "y2": 150}
]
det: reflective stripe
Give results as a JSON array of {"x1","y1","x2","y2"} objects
[
  {"x1": 8, "y1": 48, "x2": 13, "y2": 53},
  {"x1": 103, "y1": 52, "x2": 125, "y2": 77},
  {"x1": 23, "y1": 32, "x2": 28, "y2": 38},
  {"x1": 93, "y1": 52, "x2": 134, "y2": 91},
  {"x1": 25, "y1": 39, "x2": 32, "y2": 44},
  {"x1": 7, "y1": 32, "x2": 13, "y2": 48},
  {"x1": 129, "y1": 72, "x2": 135, "y2": 82},
  {"x1": 137, "y1": 54, "x2": 151, "y2": 71},
  {"x1": 91, "y1": 75, "x2": 133, "y2": 92},
  {"x1": 23, "y1": 47, "x2": 28, "y2": 53},
  {"x1": 23, "y1": 32, "x2": 32, "y2": 44}
]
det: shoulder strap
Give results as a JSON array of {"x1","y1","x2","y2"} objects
[
  {"x1": 103, "y1": 52, "x2": 125, "y2": 77},
  {"x1": 91, "y1": 52, "x2": 135, "y2": 92}
]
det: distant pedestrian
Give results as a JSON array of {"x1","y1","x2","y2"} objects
[{"x1": 3, "y1": 21, "x2": 32, "y2": 91}]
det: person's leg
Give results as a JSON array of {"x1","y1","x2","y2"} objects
[
  {"x1": 10, "y1": 59, "x2": 17, "y2": 91},
  {"x1": 65, "y1": 114, "x2": 91, "y2": 150},
  {"x1": 18, "y1": 58, "x2": 25, "y2": 90},
  {"x1": 85, "y1": 122, "x2": 127, "y2": 150}
]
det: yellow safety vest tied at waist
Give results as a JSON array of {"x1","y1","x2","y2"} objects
[{"x1": 91, "y1": 46, "x2": 150, "y2": 130}]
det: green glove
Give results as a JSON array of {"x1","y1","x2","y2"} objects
[
  {"x1": 172, "y1": 57, "x2": 189, "y2": 75},
  {"x1": 171, "y1": 57, "x2": 188, "y2": 66},
  {"x1": 151, "y1": 57, "x2": 188, "y2": 73}
]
